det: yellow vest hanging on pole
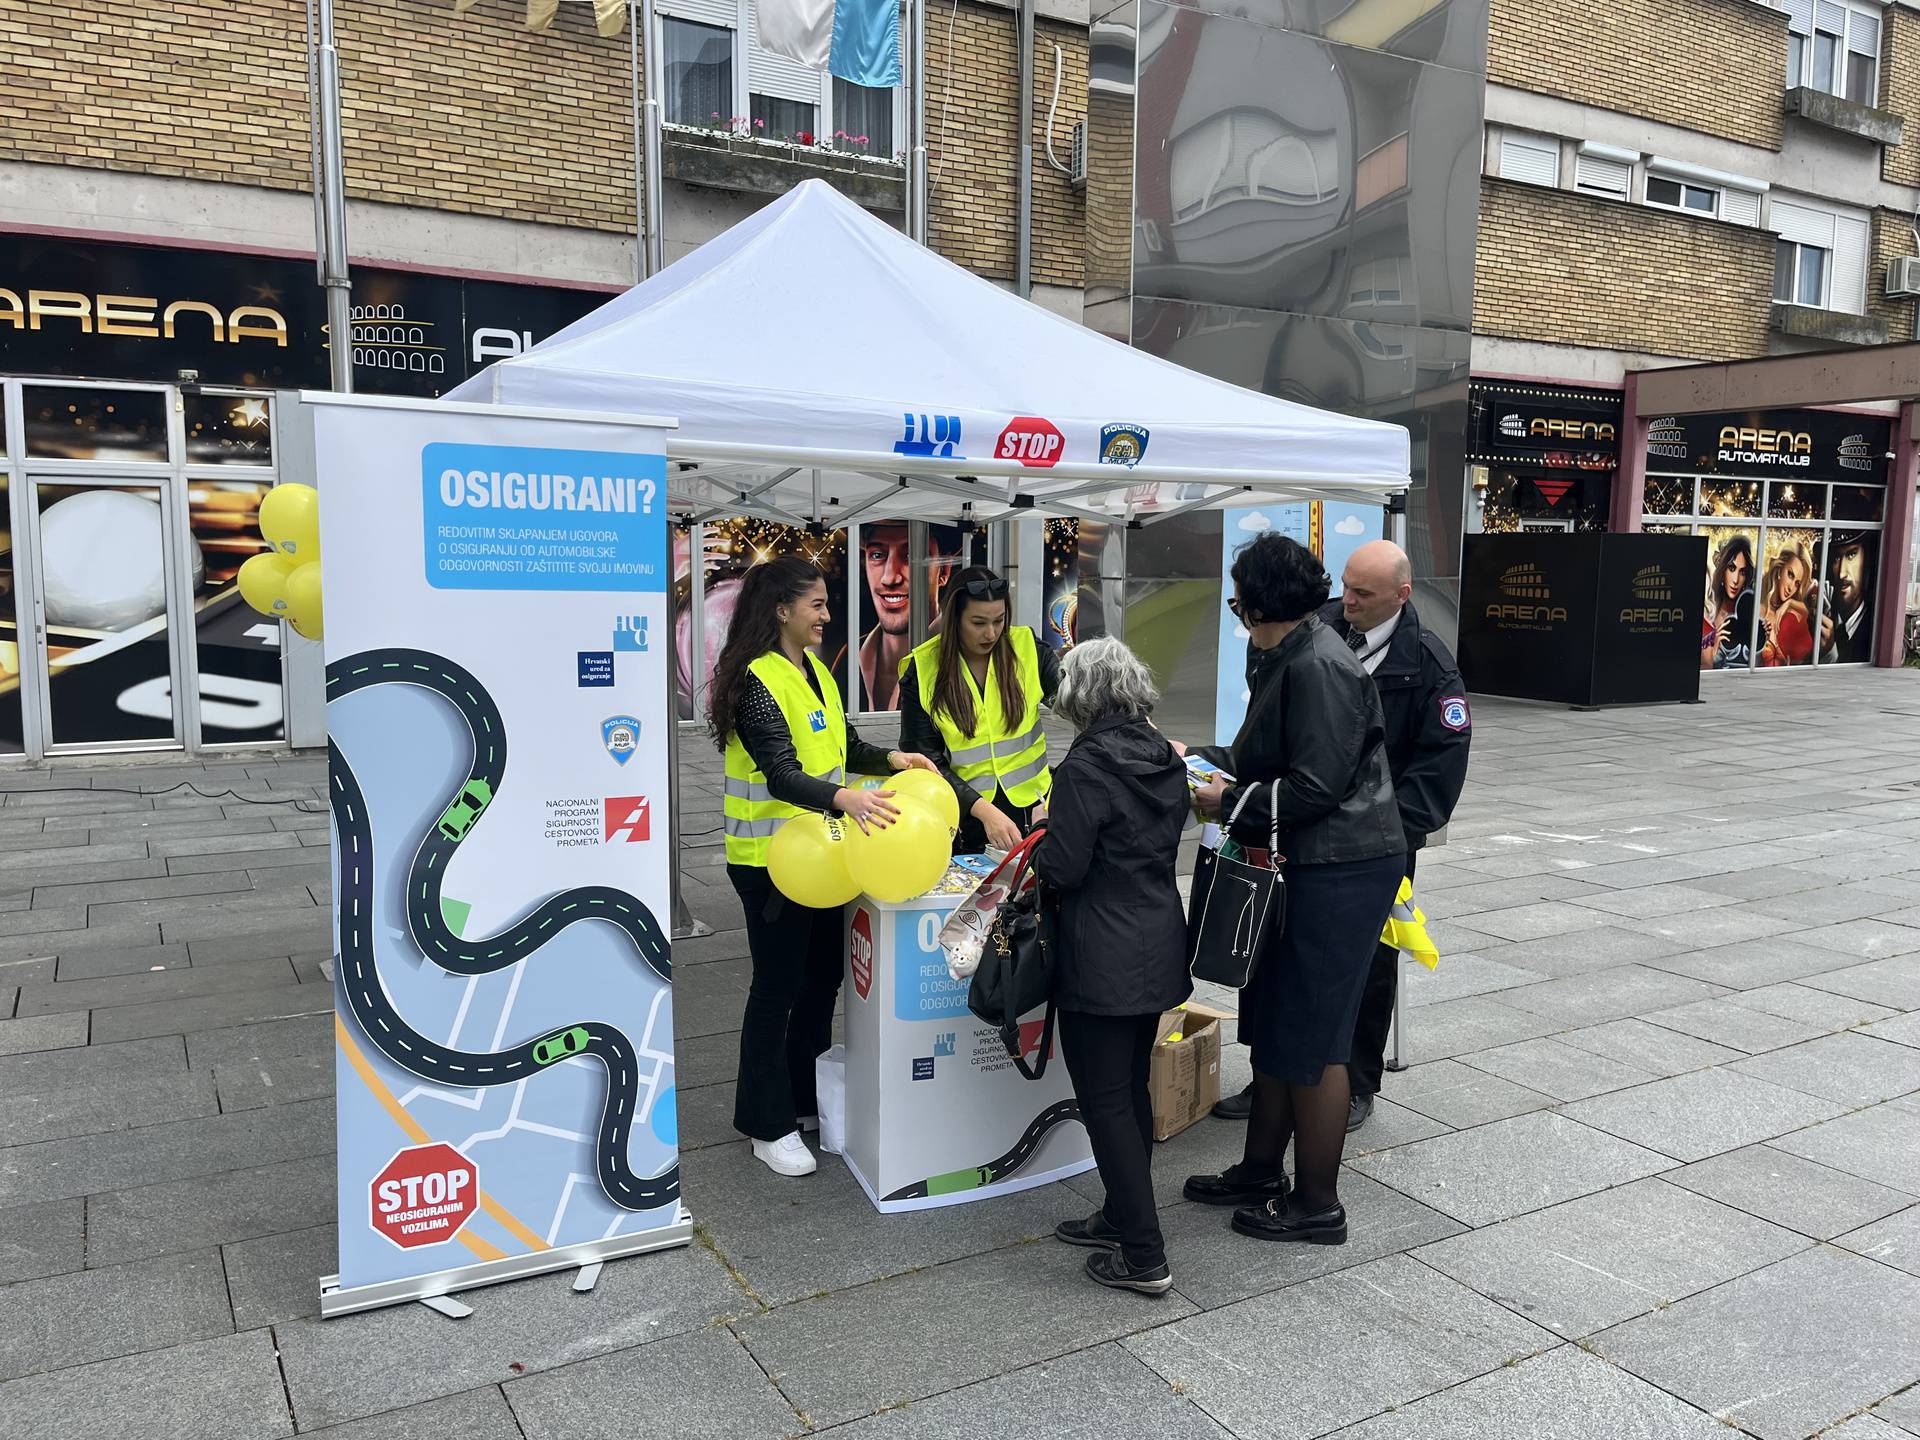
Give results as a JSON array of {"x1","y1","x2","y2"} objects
[
  {"x1": 722, "y1": 650, "x2": 847, "y2": 867},
  {"x1": 1380, "y1": 876, "x2": 1439, "y2": 970}
]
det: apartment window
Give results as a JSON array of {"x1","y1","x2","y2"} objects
[
  {"x1": 1647, "y1": 175, "x2": 1719, "y2": 217},
  {"x1": 832, "y1": 78, "x2": 894, "y2": 154},
  {"x1": 750, "y1": 93, "x2": 816, "y2": 137},
  {"x1": 663, "y1": 17, "x2": 734, "y2": 126},
  {"x1": 1497, "y1": 132, "x2": 1559, "y2": 188},
  {"x1": 1772, "y1": 197, "x2": 1869, "y2": 312},
  {"x1": 1774, "y1": 240, "x2": 1831, "y2": 306},
  {"x1": 1786, "y1": 0, "x2": 1881, "y2": 106},
  {"x1": 1573, "y1": 148, "x2": 1632, "y2": 200}
]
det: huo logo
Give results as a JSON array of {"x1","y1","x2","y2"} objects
[{"x1": 1486, "y1": 563, "x2": 1567, "y2": 624}]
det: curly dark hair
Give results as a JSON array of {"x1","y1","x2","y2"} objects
[
  {"x1": 1230, "y1": 532, "x2": 1331, "y2": 624},
  {"x1": 708, "y1": 555, "x2": 823, "y2": 752}
]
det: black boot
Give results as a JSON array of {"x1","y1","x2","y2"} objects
[
  {"x1": 1086, "y1": 1248, "x2": 1173, "y2": 1296},
  {"x1": 1211, "y1": 1083, "x2": 1254, "y2": 1120},
  {"x1": 1231, "y1": 1197, "x2": 1347, "y2": 1245},
  {"x1": 1347, "y1": 1093, "x2": 1374, "y2": 1132},
  {"x1": 1054, "y1": 1210, "x2": 1123, "y2": 1249},
  {"x1": 1182, "y1": 1161, "x2": 1290, "y2": 1207}
]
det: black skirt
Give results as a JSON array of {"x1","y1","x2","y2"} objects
[{"x1": 1243, "y1": 850, "x2": 1406, "y2": 1085}]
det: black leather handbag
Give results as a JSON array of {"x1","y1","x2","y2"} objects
[
  {"x1": 966, "y1": 833, "x2": 1058, "y2": 1080},
  {"x1": 1186, "y1": 779, "x2": 1285, "y2": 989}
]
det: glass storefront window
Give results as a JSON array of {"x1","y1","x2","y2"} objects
[
  {"x1": 0, "y1": 470, "x2": 20, "y2": 754},
  {"x1": 24, "y1": 386, "x2": 167, "y2": 462},
  {"x1": 188, "y1": 479, "x2": 286, "y2": 744},
  {"x1": 1642, "y1": 523, "x2": 1691, "y2": 535},
  {"x1": 1644, "y1": 476, "x2": 1692, "y2": 515},
  {"x1": 1832, "y1": 485, "x2": 1886, "y2": 523},
  {"x1": 1820, "y1": 531, "x2": 1878, "y2": 662},
  {"x1": 183, "y1": 392, "x2": 273, "y2": 467},
  {"x1": 1700, "y1": 479, "x2": 1763, "y2": 519},
  {"x1": 1766, "y1": 481, "x2": 1827, "y2": 520},
  {"x1": 1757, "y1": 527, "x2": 1823, "y2": 668},
  {"x1": 1699, "y1": 525, "x2": 1760, "y2": 671}
]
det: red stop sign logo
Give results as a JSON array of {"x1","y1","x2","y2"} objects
[
  {"x1": 996, "y1": 417, "x2": 1065, "y2": 468},
  {"x1": 850, "y1": 907, "x2": 874, "y2": 1000},
  {"x1": 370, "y1": 1143, "x2": 478, "y2": 1250}
]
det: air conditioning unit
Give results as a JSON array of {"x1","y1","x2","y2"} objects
[
  {"x1": 1888, "y1": 255, "x2": 1920, "y2": 298},
  {"x1": 1068, "y1": 122, "x2": 1088, "y2": 190}
]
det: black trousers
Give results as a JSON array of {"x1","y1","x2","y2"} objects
[
  {"x1": 1058, "y1": 1008, "x2": 1165, "y2": 1271},
  {"x1": 1348, "y1": 852, "x2": 1414, "y2": 1098},
  {"x1": 729, "y1": 863, "x2": 844, "y2": 1143}
]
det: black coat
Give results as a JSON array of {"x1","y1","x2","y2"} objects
[
  {"x1": 1197, "y1": 616, "x2": 1402, "y2": 866},
  {"x1": 1318, "y1": 600, "x2": 1471, "y2": 852},
  {"x1": 1032, "y1": 711, "x2": 1192, "y2": 1017}
]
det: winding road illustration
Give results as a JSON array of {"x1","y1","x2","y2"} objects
[
  {"x1": 884, "y1": 1097, "x2": 1083, "y2": 1202},
  {"x1": 328, "y1": 647, "x2": 679, "y2": 1212}
]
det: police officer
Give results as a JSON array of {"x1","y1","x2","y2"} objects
[
  {"x1": 898, "y1": 566, "x2": 1059, "y2": 855},
  {"x1": 1213, "y1": 539, "x2": 1470, "y2": 1129}
]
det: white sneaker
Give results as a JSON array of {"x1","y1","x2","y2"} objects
[{"x1": 752, "y1": 1131, "x2": 817, "y2": 1177}]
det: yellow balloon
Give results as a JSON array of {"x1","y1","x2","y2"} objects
[
  {"x1": 260, "y1": 483, "x2": 321, "y2": 561},
  {"x1": 886, "y1": 767, "x2": 960, "y2": 833},
  {"x1": 236, "y1": 552, "x2": 294, "y2": 619},
  {"x1": 845, "y1": 796, "x2": 953, "y2": 904},
  {"x1": 290, "y1": 615, "x2": 324, "y2": 642},
  {"x1": 283, "y1": 562, "x2": 324, "y2": 639},
  {"x1": 768, "y1": 813, "x2": 861, "y2": 908}
]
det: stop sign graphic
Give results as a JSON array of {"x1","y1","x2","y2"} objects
[
  {"x1": 850, "y1": 907, "x2": 874, "y2": 1000},
  {"x1": 370, "y1": 1143, "x2": 479, "y2": 1249},
  {"x1": 995, "y1": 417, "x2": 1065, "y2": 468}
]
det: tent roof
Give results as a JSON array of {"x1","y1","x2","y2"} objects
[{"x1": 447, "y1": 180, "x2": 1409, "y2": 527}]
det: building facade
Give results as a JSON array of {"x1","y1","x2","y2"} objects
[{"x1": 0, "y1": 0, "x2": 1094, "y2": 759}]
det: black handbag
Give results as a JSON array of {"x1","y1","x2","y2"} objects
[
  {"x1": 966, "y1": 833, "x2": 1059, "y2": 1081},
  {"x1": 1185, "y1": 779, "x2": 1285, "y2": 989}
]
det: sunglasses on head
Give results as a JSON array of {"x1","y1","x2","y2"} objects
[{"x1": 960, "y1": 576, "x2": 1009, "y2": 601}]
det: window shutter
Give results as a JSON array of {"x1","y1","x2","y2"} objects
[
  {"x1": 1783, "y1": 0, "x2": 1814, "y2": 32},
  {"x1": 1722, "y1": 189, "x2": 1761, "y2": 227},
  {"x1": 1848, "y1": 3, "x2": 1880, "y2": 55},
  {"x1": 661, "y1": 0, "x2": 736, "y2": 27},
  {"x1": 1832, "y1": 214, "x2": 1869, "y2": 312},
  {"x1": 1815, "y1": 0, "x2": 1847, "y2": 34},
  {"x1": 747, "y1": 0, "x2": 825, "y2": 103},
  {"x1": 1498, "y1": 134, "x2": 1559, "y2": 188},
  {"x1": 1573, "y1": 152, "x2": 1629, "y2": 199},
  {"x1": 1772, "y1": 198, "x2": 1837, "y2": 248}
]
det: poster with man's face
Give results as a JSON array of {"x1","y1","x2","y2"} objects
[
  {"x1": 1820, "y1": 531, "x2": 1877, "y2": 665},
  {"x1": 851, "y1": 520, "x2": 976, "y2": 711}
]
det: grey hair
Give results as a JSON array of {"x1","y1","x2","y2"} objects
[{"x1": 1054, "y1": 637, "x2": 1160, "y2": 730}]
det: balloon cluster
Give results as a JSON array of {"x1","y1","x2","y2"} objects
[
  {"x1": 236, "y1": 485, "x2": 324, "y2": 640},
  {"x1": 769, "y1": 769, "x2": 958, "y2": 907}
]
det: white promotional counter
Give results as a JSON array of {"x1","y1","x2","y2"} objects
[{"x1": 839, "y1": 878, "x2": 1094, "y2": 1213}]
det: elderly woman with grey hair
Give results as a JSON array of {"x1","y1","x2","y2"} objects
[{"x1": 1031, "y1": 637, "x2": 1192, "y2": 1297}]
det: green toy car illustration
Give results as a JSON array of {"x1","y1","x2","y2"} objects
[
  {"x1": 437, "y1": 778, "x2": 493, "y2": 841},
  {"x1": 533, "y1": 1026, "x2": 591, "y2": 1066}
]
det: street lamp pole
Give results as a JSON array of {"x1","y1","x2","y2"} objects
[{"x1": 308, "y1": 0, "x2": 354, "y2": 390}]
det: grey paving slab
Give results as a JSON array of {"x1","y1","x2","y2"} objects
[
  {"x1": 734, "y1": 1240, "x2": 1197, "y2": 1428},
  {"x1": 1567, "y1": 883, "x2": 1742, "y2": 919},
  {"x1": 1151, "y1": 1170, "x2": 1465, "y2": 1309},
  {"x1": 1321, "y1": 1344, "x2": 1732, "y2": 1440},
  {"x1": 1559, "y1": 1066, "x2": 1844, "y2": 1162},
  {"x1": 28, "y1": 870, "x2": 256, "y2": 910},
  {"x1": 1590, "y1": 1246, "x2": 1920, "y2": 1440},
  {"x1": 1645, "y1": 995, "x2": 1844, "y2": 1054},
  {"x1": 300, "y1": 1388, "x2": 522, "y2": 1440},
  {"x1": 0, "y1": 1248, "x2": 233, "y2": 1381},
  {"x1": 0, "y1": 920, "x2": 162, "y2": 963},
  {"x1": 0, "y1": 954, "x2": 55, "y2": 985},
  {"x1": 1459, "y1": 926, "x2": 1685, "y2": 981},
  {"x1": 505, "y1": 1322, "x2": 800, "y2": 1440},
  {"x1": 90, "y1": 981, "x2": 334, "y2": 1043},
  {"x1": 54, "y1": 940, "x2": 192, "y2": 979},
  {"x1": 819, "y1": 1342, "x2": 1231, "y2": 1440},
  {"x1": 1620, "y1": 906, "x2": 1816, "y2": 950},
  {"x1": 0, "y1": 904, "x2": 97, "y2": 936},
  {"x1": 0, "y1": 1198, "x2": 83, "y2": 1285},
  {"x1": 1379, "y1": 1058, "x2": 1556, "y2": 1129},
  {"x1": 1343, "y1": 1096, "x2": 1454, "y2": 1155},
  {"x1": 1642, "y1": 933, "x2": 1884, "y2": 989},
  {"x1": 1805, "y1": 954, "x2": 1920, "y2": 1010},
  {"x1": 1865, "y1": 1010, "x2": 1920, "y2": 1049},
  {"x1": 223, "y1": 1221, "x2": 337, "y2": 1330},
  {"x1": 166, "y1": 844, "x2": 318, "y2": 877},
  {"x1": 184, "y1": 1011, "x2": 333, "y2": 1069},
  {"x1": 13, "y1": 956, "x2": 298, "y2": 1017},
  {"x1": 0, "y1": 1329, "x2": 291, "y2": 1440},
  {"x1": 212, "y1": 1046, "x2": 334, "y2": 1112},
  {"x1": 0, "y1": 1095, "x2": 334, "y2": 1207},
  {"x1": 1773, "y1": 1101, "x2": 1920, "y2": 1194},
  {"x1": 1730, "y1": 1031, "x2": 1920, "y2": 1107},
  {"x1": 88, "y1": 885, "x2": 318, "y2": 932},
  {"x1": 1413, "y1": 1176, "x2": 1807, "y2": 1338},
  {"x1": 1498, "y1": 965, "x2": 1727, "y2": 1028},
  {"x1": 1668, "y1": 1144, "x2": 1916, "y2": 1240},
  {"x1": 1821, "y1": 1418, "x2": 1917, "y2": 1440},
  {"x1": 1724, "y1": 979, "x2": 1900, "y2": 1031},
  {"x1": 186, "y1": 927, "x2": 327, "y2": 965},
  {"x1": 1790, "y1": 918, "x2": 1920, "y2": 961},
  {"x1": 1123, "y1": 1254, "x2": 1556, "y2": 1440},
  {"x1": 277, "y1": 1244, "x2": 754, "y2": 1430},
  {"x1": 1748, "y1": 881, "x2": 1920, "y2": 926},
  {"x1": 1837, "y1": 1204, "x2": 1920, "y2": 1278},
  {"x1": 85, "y1": 1154, "x2": 335, "y2": 1267},
  {"x1": 1442, "y1": 901, "x2": 1610, "y2": 944},
  {"x1": 0, "y1": 1009, "x2": 88, "y2": 1056},
  {"x1": 1400, "y1": 995, "x2": 1563, "y2": 1064},
  {"x1": 1348, "y1": 1111, "x2": 1673, "y2": 1227},
  {"x1": 1399, "y1": 951, "x2": 1546, "y2": 1005},
  {"x1": 0, "y1": 1036, "x2": 218, "y2": 1146},
  {"x1": 1461, "y1": 1036, "x2": 1657, "y2": 1101},
  {"x1": 148, "y1": 830, "x2": 307, "y2": 860}
]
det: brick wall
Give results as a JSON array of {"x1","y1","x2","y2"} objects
[
  {"x1": 1870, "y1": 208, "x2": 1918, "y2": 343},
  {"x1": 1474, "y1": 178, "x2": 1775, "y2": 361},
  {"x1": 1882, "y1": 4, "x2": 1920, "y2": 186},
  {"x1": 1489, "y1": 0, "x2": 1788, "y2": 150}
]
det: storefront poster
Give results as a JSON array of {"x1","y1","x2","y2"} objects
[
  {"x1": 1042, "y1": 518, "x2": 1080, "y2": 652},
  {"x1": 1699, "y1": 526, "x2": 1759, "y2": 671},
  {"x1": 1757, "y1": 527, "x2": 1822, "y2": 669},
  {"x1": 848, "y1": 521, "x2": 978, "y2": 712},
  {"x1": 1821, "y1": 530, "x2": 1877, "y2": 664},
  {"x1": 313, "y1": 397, "x2": 683, "y2": 1311},
  {"x1": 1213, "y1": 500, "x2": 1381, "y2": 745}
]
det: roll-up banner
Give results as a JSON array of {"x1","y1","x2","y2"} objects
[{"x1": 308, "y1": 394, "x2": 690, "y2": 1318}]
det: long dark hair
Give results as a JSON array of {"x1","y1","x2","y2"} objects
[
  {"x1": 1710, "y1": 535, "x2": 1754, "y2": 608},
  {"x1": 930, "y1": 566, "x2": 1025, "y2": 737},
  {"x1": 709, "y1": 555, "x2": 823, "y2": 751}
]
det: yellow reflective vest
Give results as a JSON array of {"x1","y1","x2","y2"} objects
[
  {"x1": 901, "y1": 626, "x2": 1051, "y2": 808},
  {"x1": 722, "y1": 650, "x2": 846, "y2": 867}
]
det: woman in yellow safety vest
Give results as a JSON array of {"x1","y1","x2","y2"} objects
[
  {"x1": 899, "y1": 566, "x2": 1059, "y2": 855},
  {"x1": 711, "y1": 556, "x2": 937, "y2": 1178}
]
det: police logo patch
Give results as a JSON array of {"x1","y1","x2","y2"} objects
[
  {"x1": 1439, "y1": 696, "x2": 1471, "y2": 732},
  {"x1": 1099, "y1": 423, "x2": 1150, "y2": 467},
  {"x1": 601, "y1": 715, "x2": 641, "y2": 765}
]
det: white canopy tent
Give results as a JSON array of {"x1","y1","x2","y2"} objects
[{"x1": 448, "y1": 180, "x2": 1409, "y2": 528}]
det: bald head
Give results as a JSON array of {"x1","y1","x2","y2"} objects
[{"x1": 1341, "y1": 540, "x2": 1413, "y2": 632}]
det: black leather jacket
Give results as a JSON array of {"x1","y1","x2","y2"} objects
[{"x1": 1196, "y1": 615, "x2": 1403, "y2": 867}]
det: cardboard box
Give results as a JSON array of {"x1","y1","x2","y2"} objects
[{"x1": 1149, "y1": 1002, "x2": 1230, "y2": 1141}]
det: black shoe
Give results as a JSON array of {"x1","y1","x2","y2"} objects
[
  {"x1": 1055, "y1": 1211, "x2": 1123, "y2": 1249},
  {"x1": 1085, "y1": 1248, "x2": 1173, "y2": 1296},
  {"x1": 1347, "y1": 1093, "x2": 1374, "y2": 1133},
  {"x1": 1211, "y1": 1084, "x2": 1254, "y2": 1121},
  {"x1": 1231, "y1": 1197, "x2": 1347, "y2": 1245},
  {"x1": 1182, "y1": 1162, "x2": 1290, "y2": 1207}
]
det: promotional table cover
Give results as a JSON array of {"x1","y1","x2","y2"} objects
[{"x1": 311, "y1": 394, "x2": 689, "y2": 1316}]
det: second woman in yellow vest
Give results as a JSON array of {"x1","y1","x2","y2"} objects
[
  {"x1": 899, "y1": 566, "x2": 1059, "y2": 854},
  {"x1": 710, "y1": 556, "x2": 937, "y2": 1178}
]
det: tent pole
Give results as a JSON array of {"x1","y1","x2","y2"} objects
[
  {"x1": 909, "y1": 0, "x2": 929, "y2": 243},
  {"x1": 666, "y1": 562, "x2": 710, "y2": 942}
]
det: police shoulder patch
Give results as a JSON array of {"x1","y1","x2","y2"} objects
[{"x1": 1438, "y1": 695, "x2": 1471, "y2": 732}]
